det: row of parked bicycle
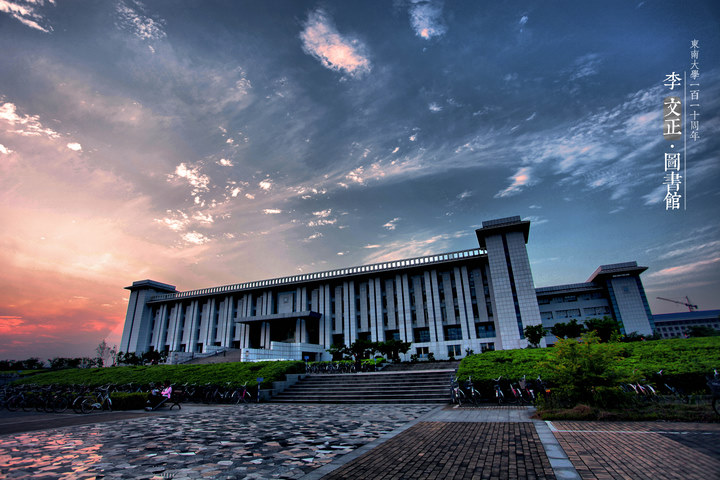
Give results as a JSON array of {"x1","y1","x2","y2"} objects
[
  {"x1": 451, "y1": 375, "x2": 550, "y2": 406},
  {"x1": 0, "y1": 381, "x2": 263, "y2": 413},
  {"x1": 451, "y1": 369, "x2": 720, "y2": 413}
]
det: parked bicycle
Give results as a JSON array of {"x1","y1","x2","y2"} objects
[
  {"x1": 451, "y1": 377, "x2": 466, "y2": 405},
  {"x1": 80, "y1": 386, "x2": 113, "y2": 413},
  {"x1": 707, "y1": 369, "x2": 720, "y2": 416}
]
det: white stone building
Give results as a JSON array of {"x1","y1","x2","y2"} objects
[{"x1": 120, "y1": 216, "x2": 655, "y2": 362}]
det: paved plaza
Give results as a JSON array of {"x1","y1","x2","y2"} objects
[{"x1": 0, "y1": 404, "x2": 719, "y2": 479}]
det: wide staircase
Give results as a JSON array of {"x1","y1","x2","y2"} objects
[
  {"x1": 271, "y1": 367, "x2": 456, "y2": 404},
  {"x1": 183, "y1": 349, "x2": 244, "y2": 364}
]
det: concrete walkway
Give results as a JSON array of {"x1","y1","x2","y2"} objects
[{"x1": 1, "y1": 404, "x2": 719, "y2": 479}]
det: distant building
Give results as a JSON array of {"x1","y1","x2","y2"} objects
[
  {"x1": 120, "y1": 216, "x2": 656, "y2": 362},
  {"x1": 537, "y1": 262, "x2": 656, "y2": 344},
  {"x1": 653, "y1": 310, "x2": 720, "y2": 338}
]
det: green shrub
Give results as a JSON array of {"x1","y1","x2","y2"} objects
[
  {"x1": 457, "y1": 336, "x2": 720, "y2": 398},
  {"x1": 13, "y1": 360, "x2": 305, "y2": 389},
  {"x1": 110, "y1": 392, "x2": 149, "y2": 410}
]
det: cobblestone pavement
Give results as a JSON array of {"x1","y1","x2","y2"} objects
[
  {"x1": 0, "y1": 404, "x2": 435, "y2": 479},
  {"x1": 2, "y1": 404, "x2": 719, "y2": 480},
  {"x1": 548, "y1": 420, "x2": 720, "y2": 480}
]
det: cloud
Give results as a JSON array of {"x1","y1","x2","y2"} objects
[
  {"x1": 568, "y1": 53, "x2": 602, "y2": 81},
  {"x1": 409, "y1": 0, "x2": 447, "y2": 40},
  {"x1": 66, "y1": 142, "x2": 82, "y2": 151},
  {"x1": 658, "y1": 240, "x2": 720, "y2": 260},
  {"x1": 495, "y1": 166, "x2": 535, "y2": 198},
  {"x1": 217, "y1": 158, "x2": 233, "y2": 167},
  {"x1": 115, "y1": 1, "x2": 166, "y2": 41},
  {"x1": 519, "y1": 15, "x2": 529, "y2": 26},
  {"x1": 428, "y1": 102, "x2": 443, "y2": 113},
  {"x1": 307, "y1": 209, "x2": 337, "y2": 227},
  {"x1": 263, "y1": 208, "x2": 282, "y2": 214},
  {"x1": 181, "y1": 231, "x2": 209, "y2": 245},
  {"x1": 169, "y1": 163, "x2": 210, "y2": 196},
  {"x1": 456, "y1": 190, "x2": 472, "y2": 200},
  {"x1": 0, "y1": 101, "x2": 60, "y2": 138},
  {"x1": 383, "y1": 217, "x2": 401, "y2": 230},
  {"x1": 646, "y1": 257, "x2": 720, "y2": 279},
  {"x1": 0, "y1": 0, "x2": 55, "y2": 33},
  {"x1": 300, "y1": 9, "x2": 371, "y2": 78},
  {"x1": 0, "y1": 143, "x2": 13, "y2": 154},
  {"x1": 259, "y1": 179, "x2": 273, "y2": 191}
]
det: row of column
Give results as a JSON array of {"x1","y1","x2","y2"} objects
[{"x1": 147, "y1": 263, "x2": 498, "y2": 354}]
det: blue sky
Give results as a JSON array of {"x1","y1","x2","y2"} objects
[{"x1": 1, "y1": 0, "x2": 719, "y2": 359}]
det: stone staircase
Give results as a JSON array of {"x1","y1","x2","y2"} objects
[
  {"x1": 271, "y1": 369, "x2": 455, "y2": 404},
  {"x1": 182, "y1": 349, "x2": 244, "y2": 365}
]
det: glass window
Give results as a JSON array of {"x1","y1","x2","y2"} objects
[{"x1": 447, "y1": 345, "x2": 461, "y2": 357}]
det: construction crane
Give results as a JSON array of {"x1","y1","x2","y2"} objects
[{"x1": 656, "y1": 296, "x2": 698, "y2": 312}]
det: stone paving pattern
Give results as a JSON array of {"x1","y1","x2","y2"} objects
[
  {"x1": 321, "y1": 421, "x2": 555, "y2": 480},
  {"x1": 0, "y1": 404, "x2": 434, "y2": 479},
  {"x1": 2, "y1": 404, "x2": 720, "y2": 480},
  {"x1": 549, "y1": 420, "x2": 720, "y2": 480}
]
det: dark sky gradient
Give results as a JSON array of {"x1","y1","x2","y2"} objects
[{"x1": 1, "y1": 1, "x2": 719, "y2": 359}]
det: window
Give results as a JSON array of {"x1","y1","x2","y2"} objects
[
  {"x1": 416, "y1": 346, "x2": 429, "y2": 359},
  {"x1": 564, "y1": 295, "x2": 577, "y2": 302},
  {"x1": 386, "y1": 330, "x2": 400, "y2": 341},
  {"x1": 447, "y1": 345, "x2": 462, "y2": 357},
  {"x1": 480, "y1": 342, "x2": 495, "y2": 353},
  {"x1": 444, "y1": 325, "x2": 463, "y2": 341},
  {"x1": 476, "y1": 322, "x2": 496, "y2": 338},
  {"x1": 538, "y1": 297, "x2": 550, "y2": 305},
  {"x1": 414, "y1": 327, "x2": 430, "y2": 343}
]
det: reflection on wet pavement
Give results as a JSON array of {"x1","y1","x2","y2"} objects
[{"x1": 0, "y1": 404, "x2": 434, "y2": 479}]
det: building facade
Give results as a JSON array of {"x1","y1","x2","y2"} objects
[
  {"x1": 120, "y1": 216, "x2": 655, "y2": 362},
  {"x1": 653, "y1": 310, "x2": 720, "y2": 338}
]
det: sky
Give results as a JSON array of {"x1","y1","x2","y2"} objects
[{"x1": 1, "y1": 1, "x2": 719, "y2": 360}]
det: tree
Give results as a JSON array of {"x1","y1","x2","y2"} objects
[
  {"x1": 326, "y1": 343, "x2": 349, "y2": 361},
  {"x1": 584, "y1": 316, "x2": 620, "y2": 343},
  {"x1": 348, "y1": 339, "x2": 377, "y2": 361},
  {"x1": 686, "y1": 325, "x2": 720, "y2": 337},
  {"x1": 96, "y1": 340, "x2": 118, "y2": 367},
  {"x1": 541, "y1": 331, "x2": 625, "y2": 407},
  {"x1": 142, "y1": 350, "x2": 162, "y2": 365},
  {"x1": 376, "y1": 339, "x2": 412, "y2": 362},
  {"x1": 524, "y1": 324, "x2": 547, "y2": 348},
  {"x1": 551, "y1": 319, "x2": 585, "y2": 339}
]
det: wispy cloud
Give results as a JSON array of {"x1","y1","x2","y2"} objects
[
  {"x1": 409, "y1": 0, "x2": 447, "y2": 40},
  {"x1": 495, "y1": 166, "x2": 535, "y2": 198},
  {"x1": 383, "y1": 217, "x2": 401, "y2": 230},
  {"x1": 646, "y1": 257, "x2": 720, "y2": 279},
  {"x1": 300, "y1": 9, "x2": 371, "y2": 78},
  {"x1": 263, "y1": 208, "x2": 282, "y2": 215},
  {"x1": 115, "y1": 0, "x2": 166, "y2": 41},
  {"x1": 66, "y1": 142, "x2": 82, "y2": 152},
  {"x1": 567, "y1": 53, "x2": 602, "y2": 81},
  {"x1": 0, "y1": 101, "x2": 60, "y2": 138},
  {"x1": 0, "y1": 0, "x2": 55, "y2": 33}
]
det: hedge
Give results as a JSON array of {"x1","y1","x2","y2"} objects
[
  {"x1": 13, "y1": 360, "x2": 305, "y2": 389},
  {"x1": 457, "y1": 337, "x2": 720, "y2": 394}
]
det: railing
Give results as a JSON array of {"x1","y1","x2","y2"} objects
[{"x1": 149, "y1": 248, "x2": 486, "y2": 302}]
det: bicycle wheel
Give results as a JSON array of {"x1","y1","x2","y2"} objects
[
  {"x1": 53, "y1": 396, "x2": 69, "y2": 413},
  {"x1": 6, "y1": 395, "x2": 20, "y2": 412},
  {"x1": 71, "y1": 396, "x2": 85, "y2": 414},
  {"x1": 81, "y1": 399, "x2": 94, "y2": 414},
  {"x1": 713, "y1": 397, "x2": 720, "y2": 416}
]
